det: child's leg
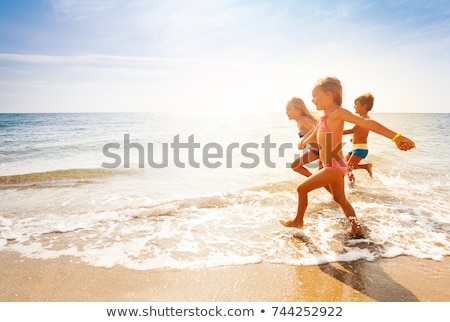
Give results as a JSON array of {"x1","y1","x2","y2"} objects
[
  {"x1": 280, "y1": 167, "x2": 342, "y2": 229},
  {"x1": 354, "y1": 163, "x2": 373, "y2": 177},
  {"x1": 291, "y1": 150, "x2": 318, "y2": 177},
  {"x1": 292, "y1": 151, "x2": 333, "y2": 193},
  {"x1": 328, "y1": 176, "x2": 366, "y2": 237},
  {"x1": 347, "y1": 152, "x2": 372, "y2": 178}
]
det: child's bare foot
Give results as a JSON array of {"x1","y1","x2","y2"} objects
[
  {"x1": 347, "y1": 171, "x2": 355, "y2": 185},
  {"x1": 347, "y1": 216, "x2": 366, "y2": 238},
  {"x1": 350, "y1": 227, "x2": 366, "y2": 238},
  {"x1": 350, "y1": 225, "x2": 366, "y2": 238},
  {"x1": 280, "y1": 219, "x2": 304, "y2": 229}
]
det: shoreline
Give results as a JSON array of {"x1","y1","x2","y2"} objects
[{"x1": 0, "y1": 252, "x2": 448, "y2": 302}]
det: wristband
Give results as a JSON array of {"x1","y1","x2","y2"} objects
[{"x1": 391, "y1": 132, "x2": 402, "y2": 142}]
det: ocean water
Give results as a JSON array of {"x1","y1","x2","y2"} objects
[{"x1": 0, "y1": 112, "x2": 449, "y2": 270}]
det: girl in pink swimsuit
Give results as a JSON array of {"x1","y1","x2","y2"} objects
[
  {"x1": 282, "y1": 76, "x2": 416, "y2": 238},
  {"x1": 316, "y1": 105, "x2": 348, "y2": 176}
]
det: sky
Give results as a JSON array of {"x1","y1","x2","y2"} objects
[{"x1": 0, "y1": 0, "x2": 449, "y2": 113}]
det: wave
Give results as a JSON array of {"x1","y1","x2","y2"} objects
[
  {"x1": 128, "y1": 174, "x2": 420, "y2": 220},
  {"x1": 0, "y1": 168, "x2": 130, "y2": 189}
]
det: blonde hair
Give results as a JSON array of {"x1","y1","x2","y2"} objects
[
  {"x1": 288, "y1": 97, "x2": 317, "y2": 121},
  {"x1": 314, "y1": 76, "x2": 343, "y2": 106}
]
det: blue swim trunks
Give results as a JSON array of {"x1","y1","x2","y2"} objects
[{"x1": 348, "y1": 148, "x2": 368, "y2": 159}]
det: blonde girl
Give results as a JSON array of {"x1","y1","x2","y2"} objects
[{"x1": 285, "y1": 97, "x2": 320, "y2": 177}]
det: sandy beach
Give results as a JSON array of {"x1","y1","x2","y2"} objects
[{"x1": 0, "y1": 251, "x2": 448, "y2": 302}]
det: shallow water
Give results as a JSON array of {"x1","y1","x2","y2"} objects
[{"x1": 0, "y1": 112, "x2": 449, "y2": 269}]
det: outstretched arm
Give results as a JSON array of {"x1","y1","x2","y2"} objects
[
  {"x1": 338, "y1": 109, "x2": 416, "y2": 151},
  {"x1": 393, "y1": 134, "x2": 416, "y2": 151}
]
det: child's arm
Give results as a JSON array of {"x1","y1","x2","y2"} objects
[
  {"x1": 338, "y1": 109, "x2": 415, "y2": 151},
  {"x1": 343, "y1": 127, "x2": 355, "y2": 135},
  {"x1": 298, "y1": 127, "x2": 317, "y2": 150}
]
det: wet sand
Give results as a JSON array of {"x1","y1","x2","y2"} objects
[{"x1": 0, "y1": 252, "x2": 448, "y2": 302}]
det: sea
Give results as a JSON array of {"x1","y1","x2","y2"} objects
[{"x1": 0, "y1": 112, "x2": 449, "y2": 270}]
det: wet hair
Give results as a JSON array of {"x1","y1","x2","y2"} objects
[
  {"x1": 355, "y1": 93, "x2": 374, "y2": 111},
  {"x1": 287, "y1": 97, "x2": 317, "y2": 121},
  {"x1": 314, "y1": 76, "x2": 343, "y2": 106}
]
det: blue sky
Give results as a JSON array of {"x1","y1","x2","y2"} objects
[{"x1": 0, "y1": 0, "x2": 449, "y2": 113}]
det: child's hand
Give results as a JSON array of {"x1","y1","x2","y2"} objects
[
  {"x1": 298, "y1": 141, "x2": 306, "y2": 150},
  {"x1": 395, "y1": 136, "x2": 416, "y2": 151}
]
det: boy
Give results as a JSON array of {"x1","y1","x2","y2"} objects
[{"x1": 343, "y1": 93, "x2": 374, "y2": 184}]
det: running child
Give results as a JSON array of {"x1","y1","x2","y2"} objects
[
  {"x1": 285, "y1": 97, "x2": 319, "y2": 177},
  {"x1": 343, "y1": 93, "x2": 374, "y2": 184}
]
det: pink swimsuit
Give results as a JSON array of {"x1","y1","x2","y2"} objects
[{"x1": 317, "y1": 106, "x2": 347, "y2": 176}]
